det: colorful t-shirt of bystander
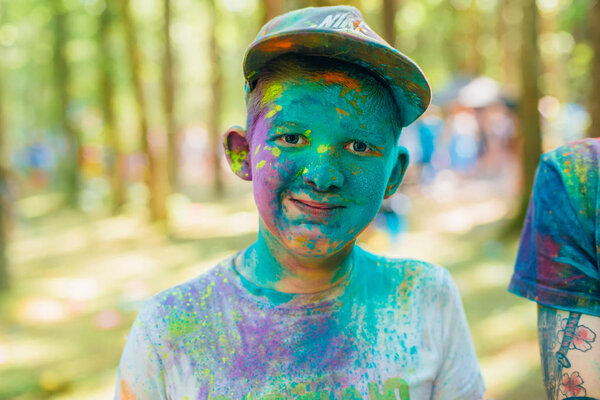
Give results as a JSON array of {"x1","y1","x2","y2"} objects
[
  {"x1": 509, "y1": 138, "x2": 600, "y2": 316},
  {"x1": 115, "y1": 247, "x2": 485, "y2": 400}
]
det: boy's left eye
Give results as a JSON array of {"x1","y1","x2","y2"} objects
[
  {"x1": 352, "y1": 141, "x2": 368, "y2": 152},
  {"x1": 345, "y1": 140, "x2": 379, "y2": 156}
]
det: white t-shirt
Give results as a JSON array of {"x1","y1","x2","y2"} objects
[{"x1": 115, "y1": 247, "x2": 485, "y2": 399}]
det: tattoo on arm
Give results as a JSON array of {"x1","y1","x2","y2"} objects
[
  {"x1": 557, "y1": 312, "x2": 582, "y2": 368},
  {"x1": 538, "y1": 305, "x2": 599, "y2": 400}
]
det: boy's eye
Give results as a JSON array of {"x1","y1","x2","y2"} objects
[
  {"x1": 284, "y1": 134, "x2": 300, "y2": 144},
  {"x1": 352, "y1": 141, "x2": 368, "y2": 152},
  {"x1": 276, "y1": 134, "x2": 308, "y2": 147},
  {"x1": 344, "y1": 140, "x2": 382, "y2": 157}
]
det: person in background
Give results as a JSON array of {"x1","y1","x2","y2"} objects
[{"x1": 508, "y1": 138, "x2": 600, "y2": 399}]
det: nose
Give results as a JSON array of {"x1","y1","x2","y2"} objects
[{"x1": 302, "y1": 154, "x2": 344, "y2": 191}]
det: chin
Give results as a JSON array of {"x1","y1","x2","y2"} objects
[{"x1": 281, "y1": 225, "x2": 352, "y2": 259}]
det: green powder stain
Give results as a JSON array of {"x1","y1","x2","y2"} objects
[
  {"x1": 261, "y1": 83, "x2": 283, "y2": 107},
  {"x1": 317, "y1": 144, "x2": 329, "y2": 154},
  {"x1": 227, "y1": 150, "x2": 247, "y2": 173},
  {"x1": 271, "y1": 147, "x2": 281, "y2": 157},
  {"x1": 266, "y1": 105, "x2": 283, "y2": 119},
  {"x1": 257, "y1": 160, "x2": 266, "y2": 169},
  {"x1": 254, "y1": 144, "x2": 261, "y2": 155}
]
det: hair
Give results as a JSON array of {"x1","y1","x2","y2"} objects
[{"x1": 245, "y1": 54, "x2": 403, "y2": 139}]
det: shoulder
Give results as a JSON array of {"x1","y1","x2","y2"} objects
[
  {"x1": 538, "y1": 138, "x2": 600, "y2": 179},
  {"x1": 542, "y1": 138, "x2": 600, "y2": 164},
  {"x1": 355, "y1": 247, "x2": 455, "y2": 301},
  {"x1": 135, "y1": 257, "x2": 234, "y2": 334}
]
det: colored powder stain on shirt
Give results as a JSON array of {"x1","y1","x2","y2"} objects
[
  {"x1": 116, "y1": 249, "x2": 485, "y2": 399},
  {"x1": 119, "y1": 379, "x2": 136, "y2": 400},
  {"x1": 256, "y1": 160, "x2": 266, "y2": 169}
]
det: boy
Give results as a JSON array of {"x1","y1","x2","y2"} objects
[
  {"x1": 116, "y1": 6, "x2": 484, "y2": 399},
  {"x1": 509, "y1": 138, "x2": 600, "y2": 399}
]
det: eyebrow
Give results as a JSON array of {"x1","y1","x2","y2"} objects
[{"x1": 348, "y1": 128, "x2": 387, "y2": 146}]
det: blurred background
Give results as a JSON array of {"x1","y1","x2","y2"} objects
[{"x1": 0, "y1": 0, "x2": 599, "y2": 398}]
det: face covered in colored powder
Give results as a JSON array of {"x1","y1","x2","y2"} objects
[{"x1": 225, "y1": 63, "x2": 408, "y2": 260}]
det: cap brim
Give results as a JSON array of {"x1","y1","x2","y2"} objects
[{"x1": 244, "y1": 30, "x2": 431, "y2": 127}]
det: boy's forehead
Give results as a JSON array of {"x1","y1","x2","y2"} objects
[
  {"x1": 258, "y1": 68, "x2": 385, "y2": 109},
  {"x1": 274, "y1": 69, "x2": 364, "y2": 92}
]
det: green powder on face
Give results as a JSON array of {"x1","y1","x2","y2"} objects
[
  {"x1": 266, "y1": 105, "x2": 283, "y2": 119},
  {"x1": 261, "y1": 83, "x2": 284, "y2": 107},
  {"x1": 317, "y1": 144, "x2": 329, "y2": 154}
]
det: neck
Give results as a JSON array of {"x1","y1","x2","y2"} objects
[{"x1": 238, "y1": 223, "x2": 355, "y2": 294}]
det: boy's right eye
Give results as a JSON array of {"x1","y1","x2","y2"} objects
[{"x1": 276, "y1": 134, "x2": 308, "y2": 147}]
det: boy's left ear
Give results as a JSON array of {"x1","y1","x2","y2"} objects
[{"x1": 384, "y1": 146, "x2": 409, "y2": 199}]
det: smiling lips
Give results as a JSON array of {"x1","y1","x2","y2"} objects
[{"x1": 289, "y1": 197, "x2": 345, "y2": 219}]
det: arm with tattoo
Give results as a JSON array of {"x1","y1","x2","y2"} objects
[{"x1": 538, "y1": 305, "x2": 600, "y2": 400}]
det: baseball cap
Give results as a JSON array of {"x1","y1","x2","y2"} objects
[{"x1": 243, "y1": 5, "x2": 431, "y2": 127}]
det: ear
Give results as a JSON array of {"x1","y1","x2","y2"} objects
[
  {"x1": 384, "y1": 146, "x2": 409, "y2": 199},
  {"x1": 223, "y1": 126, "x2": 252, "y2": 181}
]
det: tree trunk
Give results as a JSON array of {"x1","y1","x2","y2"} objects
[
  {"x1": 163, "y1": 0, "x2": 178, "y2": 188},
  {"x1": 52, "y1": 0, "x2": 81, "y2": 208},
  {"x1": 119, "y1": 0, "x2": 168, "y2": 220},
  {"x1": 0, "y1": 54, "x2": 9, "y2": 291},
  {"x1": 208, "y1": 0, "x2": 224, "y2": 197},
  {"x1": 465, "y1": 2, "x2": 482, "y2": 75},
  {"x1": 382, "y1": 0, "x2": 397, "y2": 47},
  {"x1": 498, "y1": 0, "x2": 517, "y2": 85},
  {"x1": 516, "y1": 0, "x2": 543, "y2": 225},
  {"x1": 589, "y1": 0, "x2": 600, "y2": 138},
  {"x1": 99, "y1": 0, "x2": 125, "y2": 213},
  {"x1": 539, "y1": 7, "x2": 567, "y2": 101},
  {"x1": 262, "y1": 0, "x2": 283, "y2": 25}
]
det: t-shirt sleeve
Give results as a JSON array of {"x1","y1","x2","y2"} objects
[
  {"x1": 114, "y1": 304, "x2": 168, "y2": 400},
  {"x1": 431, "y1": 270, "x2": 485, "y2": 400},
  {"x1": 508, "y1": 139, "x2": 600, "y2": 316}
]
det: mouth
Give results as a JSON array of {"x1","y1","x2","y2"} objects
[
  {"x1": 290, "y1": 198, "x2": 344, "y2": 210},
  {"x1": 288, "y1": 197, "x2": 345, "y2": 219}
]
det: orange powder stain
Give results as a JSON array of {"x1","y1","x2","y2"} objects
[
  {"x1": 119, "y1": 379, "x2": 137, "y2": 400},
  {"x1": 319, "y1": 71, "x2": 361, "y2": 93},
  {"x1": 335, "y1": 107, "x2": 350, "y2": 116},
  {"x1": 260, "y1": 40, "x2": 293, "y2": 52}
]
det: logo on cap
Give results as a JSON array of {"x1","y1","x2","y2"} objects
[{"x1": 317, "y1": 12, "x2": 370, "y2": 36}]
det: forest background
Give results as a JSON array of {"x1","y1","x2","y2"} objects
[{"x1": 1, "y1": 0, "x2": 599, "y2": 398}]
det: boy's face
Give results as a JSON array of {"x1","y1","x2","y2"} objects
[{"x1": 225, "y1": 69, "x2": 407, "y2": 259}]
